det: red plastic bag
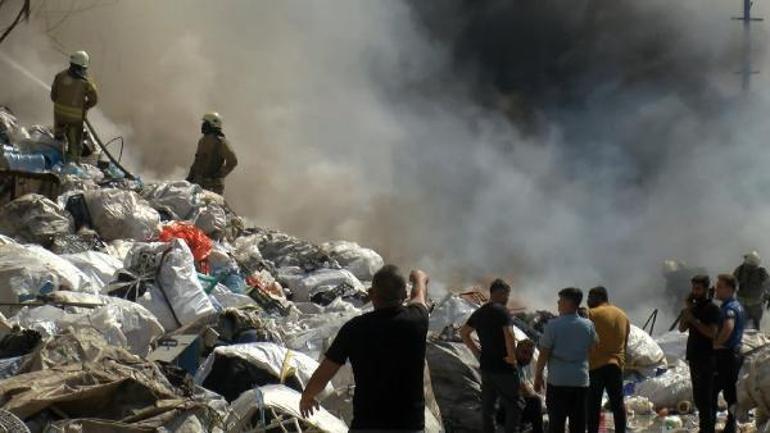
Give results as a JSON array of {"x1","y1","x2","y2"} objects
[{"x1": 159, "y1": 222, "x2": 213, "y2": 262}]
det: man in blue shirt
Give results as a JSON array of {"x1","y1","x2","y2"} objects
[
  {"x1": 534, "y1": 288, "x2": 598, "y2": 433},
  {"x1": 713, "y1": 274, "x2": 746, "y2": 433}
]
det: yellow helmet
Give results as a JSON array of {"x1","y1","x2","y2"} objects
[
  {"x1": 202, "y1": 112, "x2": 222, "y2": 129},
  {"x1": 69, "y1": 50, "x2": 90, "y2": 68},
  {"x1": 744, "y1": 251, "x2": 761, "y2": 266}
]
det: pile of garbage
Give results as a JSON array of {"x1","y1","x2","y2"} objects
[
  {"x1": 0, "y1": 108, "x2": 416, "y2": 432},
  {"x1": 3, "y1": 107, "x2": 770, "y2": 433}
]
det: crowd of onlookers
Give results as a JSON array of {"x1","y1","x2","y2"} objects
[{"x1": 296, "y1": 261, "x2": 751, "y2": 433}]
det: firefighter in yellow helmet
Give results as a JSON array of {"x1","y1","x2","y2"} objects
[
  {"x1": 50, "y1": 50, "x2": 98, "y2": 163},
  {"x1": 186, "y1": 112, "x2": 238, "y2": 195}
]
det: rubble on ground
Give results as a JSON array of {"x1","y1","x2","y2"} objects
[{"x1": 0, "y1": 107, "x2": 768, "y2": 433}]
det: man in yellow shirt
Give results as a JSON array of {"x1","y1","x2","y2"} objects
[{"x1": 586, "y1": 286, "x2": 630, "y2": 433}]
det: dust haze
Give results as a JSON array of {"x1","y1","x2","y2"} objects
[{"x1": 2, "y1": 0, "x2": 770, "y2": 323}]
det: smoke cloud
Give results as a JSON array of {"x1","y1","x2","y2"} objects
[{"x1": 2, "y1": 0, "x2": 770, "y2": 323}]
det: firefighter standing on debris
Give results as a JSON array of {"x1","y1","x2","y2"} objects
[
  {"x1": 50, "y1": 50, "x2": 98, "y2": 164},
  {"x1": 186, "y1": 112, "x2": 238, "y2": 196},
  {"x1": 733, "y1": 251, "x2": 769, "y2": 330}
]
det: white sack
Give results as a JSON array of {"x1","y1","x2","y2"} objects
[
  {"x1": 279, "y1": 267, "x2": 365, "y2": 302},
  {"x1": 626, "y1": 325, "x2": 667, "y2": 374},
  {"x1": 141, "y1": 180, "x2": 202, "y2": 220},
  {"x1": 84, "y1": 188, "x2": 160, "y2": 241},
  {"x1": 62, "y1": 251, "x2": 123, "y2": 290},
  {"x1": 635, "y1": 361, "x2": 692, "y2": 409},
  {"x1": 320, "y1": 241, "x2": 384, "y2": 281},
  {"x1": 128, "y1": 240, "x2": 215, "y2": 331},
  {"x1": 0, "y1": 243, "x2": 94, "y2": 310}
]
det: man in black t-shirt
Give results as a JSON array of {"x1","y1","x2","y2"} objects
[
  {"x1": 300, "y1": 265, "x2": 430, "y2": 432},
  {"x1": 460, "y1": 279, "x2": 519, "y2": 433},
  {"x1": 679, "y1": 274, "x2": 721, "y2": 433}
]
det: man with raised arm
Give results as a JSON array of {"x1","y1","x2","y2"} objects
[{"x1": 300, "y1": 265, "x2": 430, "y2": 432}]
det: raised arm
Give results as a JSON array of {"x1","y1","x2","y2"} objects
[{"x1": 408, "y1": 269, "x2": 429, "y2": 307}]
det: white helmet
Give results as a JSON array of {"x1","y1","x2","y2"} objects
[
  {"x1": 202, "y1": 112, "x2": 222, "y2": 129},
  {"x1": 69, "y1": 50, "x2": 90, "y2": 68},
  {"x1": 662, "y1": 259, "x2": 683, "y2": 275},
  {"x1": 744, "y1": 251, "x2": 761, "y2": 266}
]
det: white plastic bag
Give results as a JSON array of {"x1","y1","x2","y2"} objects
[
  {"x1": 320, "y1": 241, "x2": 384, "y2": 281},
  {"x1": 62, "y1": 251, "x2": 123, "y2": 290},
  {"x1": 0, "y1": 243, "x2": 95, "y2": 309},
  {"x1": 279, "y1": 267, "x2": 365, "y2": 302},
  {"x1": 194, "y1": 205, "x2": 227, "y2": 237},
  {"x1": 141, "y1": 180, "x2": 202, "y2": 220},
  {"x1": 0, "y1": 194, "x2": 74, "y2": 244},
  {"x1": 9, "y1": 292, "x2": 164, "y2": 357},
  {"x1": 626, "y1": 325, "x2": 667, "y2": 375},
  {"x1": 128, "y1": 240, "x2": 215, "y2": 331},
  {"x1": 84, "y1": 188, "x2": 160, "y2": 241},
  {"x1": 635, "y1": 361, "x2": 692, "y2": 409}
]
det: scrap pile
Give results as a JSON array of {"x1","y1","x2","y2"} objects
[{"x1": 0, "y1": 108, "x2": 445, "y2": 433}]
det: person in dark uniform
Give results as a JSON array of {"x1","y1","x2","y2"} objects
[
  {"x1": 460, "y1": 279, "x2": 520, "y2": 433},
  {"x1": 713, "y1": 274, "x2": 746, "y2": 433},
  {"x1": 186, "y1": 112, "x2": 238, "y2": 196},
  {"x1": 679, "y1": 274, "x2": 721, "y2": 433},
  {"x1": 733, "y1": 251, "x2": 768, "y2": 330}
]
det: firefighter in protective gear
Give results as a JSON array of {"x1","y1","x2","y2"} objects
[
  {"x1": 733, "y1": 251, "x2": 769, "y2": 329},
  {"x1": 186, "y1": 112, "x2": 238, "y2": 195},
  {"x1": 663, "y1": 259, "x2": 709, "y2": 316},
  {"x1": 50, "y1": 50, "x2": 98, "y2": 163}
]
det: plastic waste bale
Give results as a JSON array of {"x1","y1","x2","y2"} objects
[
  {"x1": 141, "y1": 180, "x2": 203, "y2": 220},
  {"x1": 634, "y1": 360, "x2": 692, "y2": 409},
  {"x1": 83, "y1": 188, "x2": 161, "y2": 241},
  {"x1": 9, "y1": 291, "x2": 164, "y2": 357},
  {"x1": 126, "y1": 240, "x2": 216, "y2": 331},
  {"x1": 278, "y1": 267, "x2": 366, "y2": 303},
  {"x1": 738, "y1": 344, "x2": 770, "y2": 423},
  {"x1": 625, "y1": 325, "x2": 667, "y2": 376},
  {"x1": 427, "y1": 341, "x2": 482, "y2": 433},
  {"x1": 320, "y1": 240, "x2": 384, "y2": 281},
  {"x1": 0, "y1": 194, "x2": 74, "y2": 245},
  {"x1": 0, "y1": 243, "x2": 95, "y2": 313},
  {"x1": 253, "y1": 229, "x2": 339, "y2": 271},
  {"x1": 194, "y1": 342, "x2": 334, "y2": 402},
  {"x1": 62, "y1": 251, "x2": 123, "y2": 290},
  {"x1": 193, "y1": 204, "x2": 227, "y2": 238},
  {"x1": 159, "y1": 221, "x2": 213, "y2": 263},
  {"x1": 226, "y1": 386, "x2": 348, "y2": 433}
]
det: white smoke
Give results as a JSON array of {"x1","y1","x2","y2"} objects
[{"x1": 1, "y1": 0, "x2": 770, "y2": 325}]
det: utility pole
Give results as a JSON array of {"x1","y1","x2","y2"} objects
[{"x1": 733, "y1": 0, "x2": 763, "y2": 92}]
